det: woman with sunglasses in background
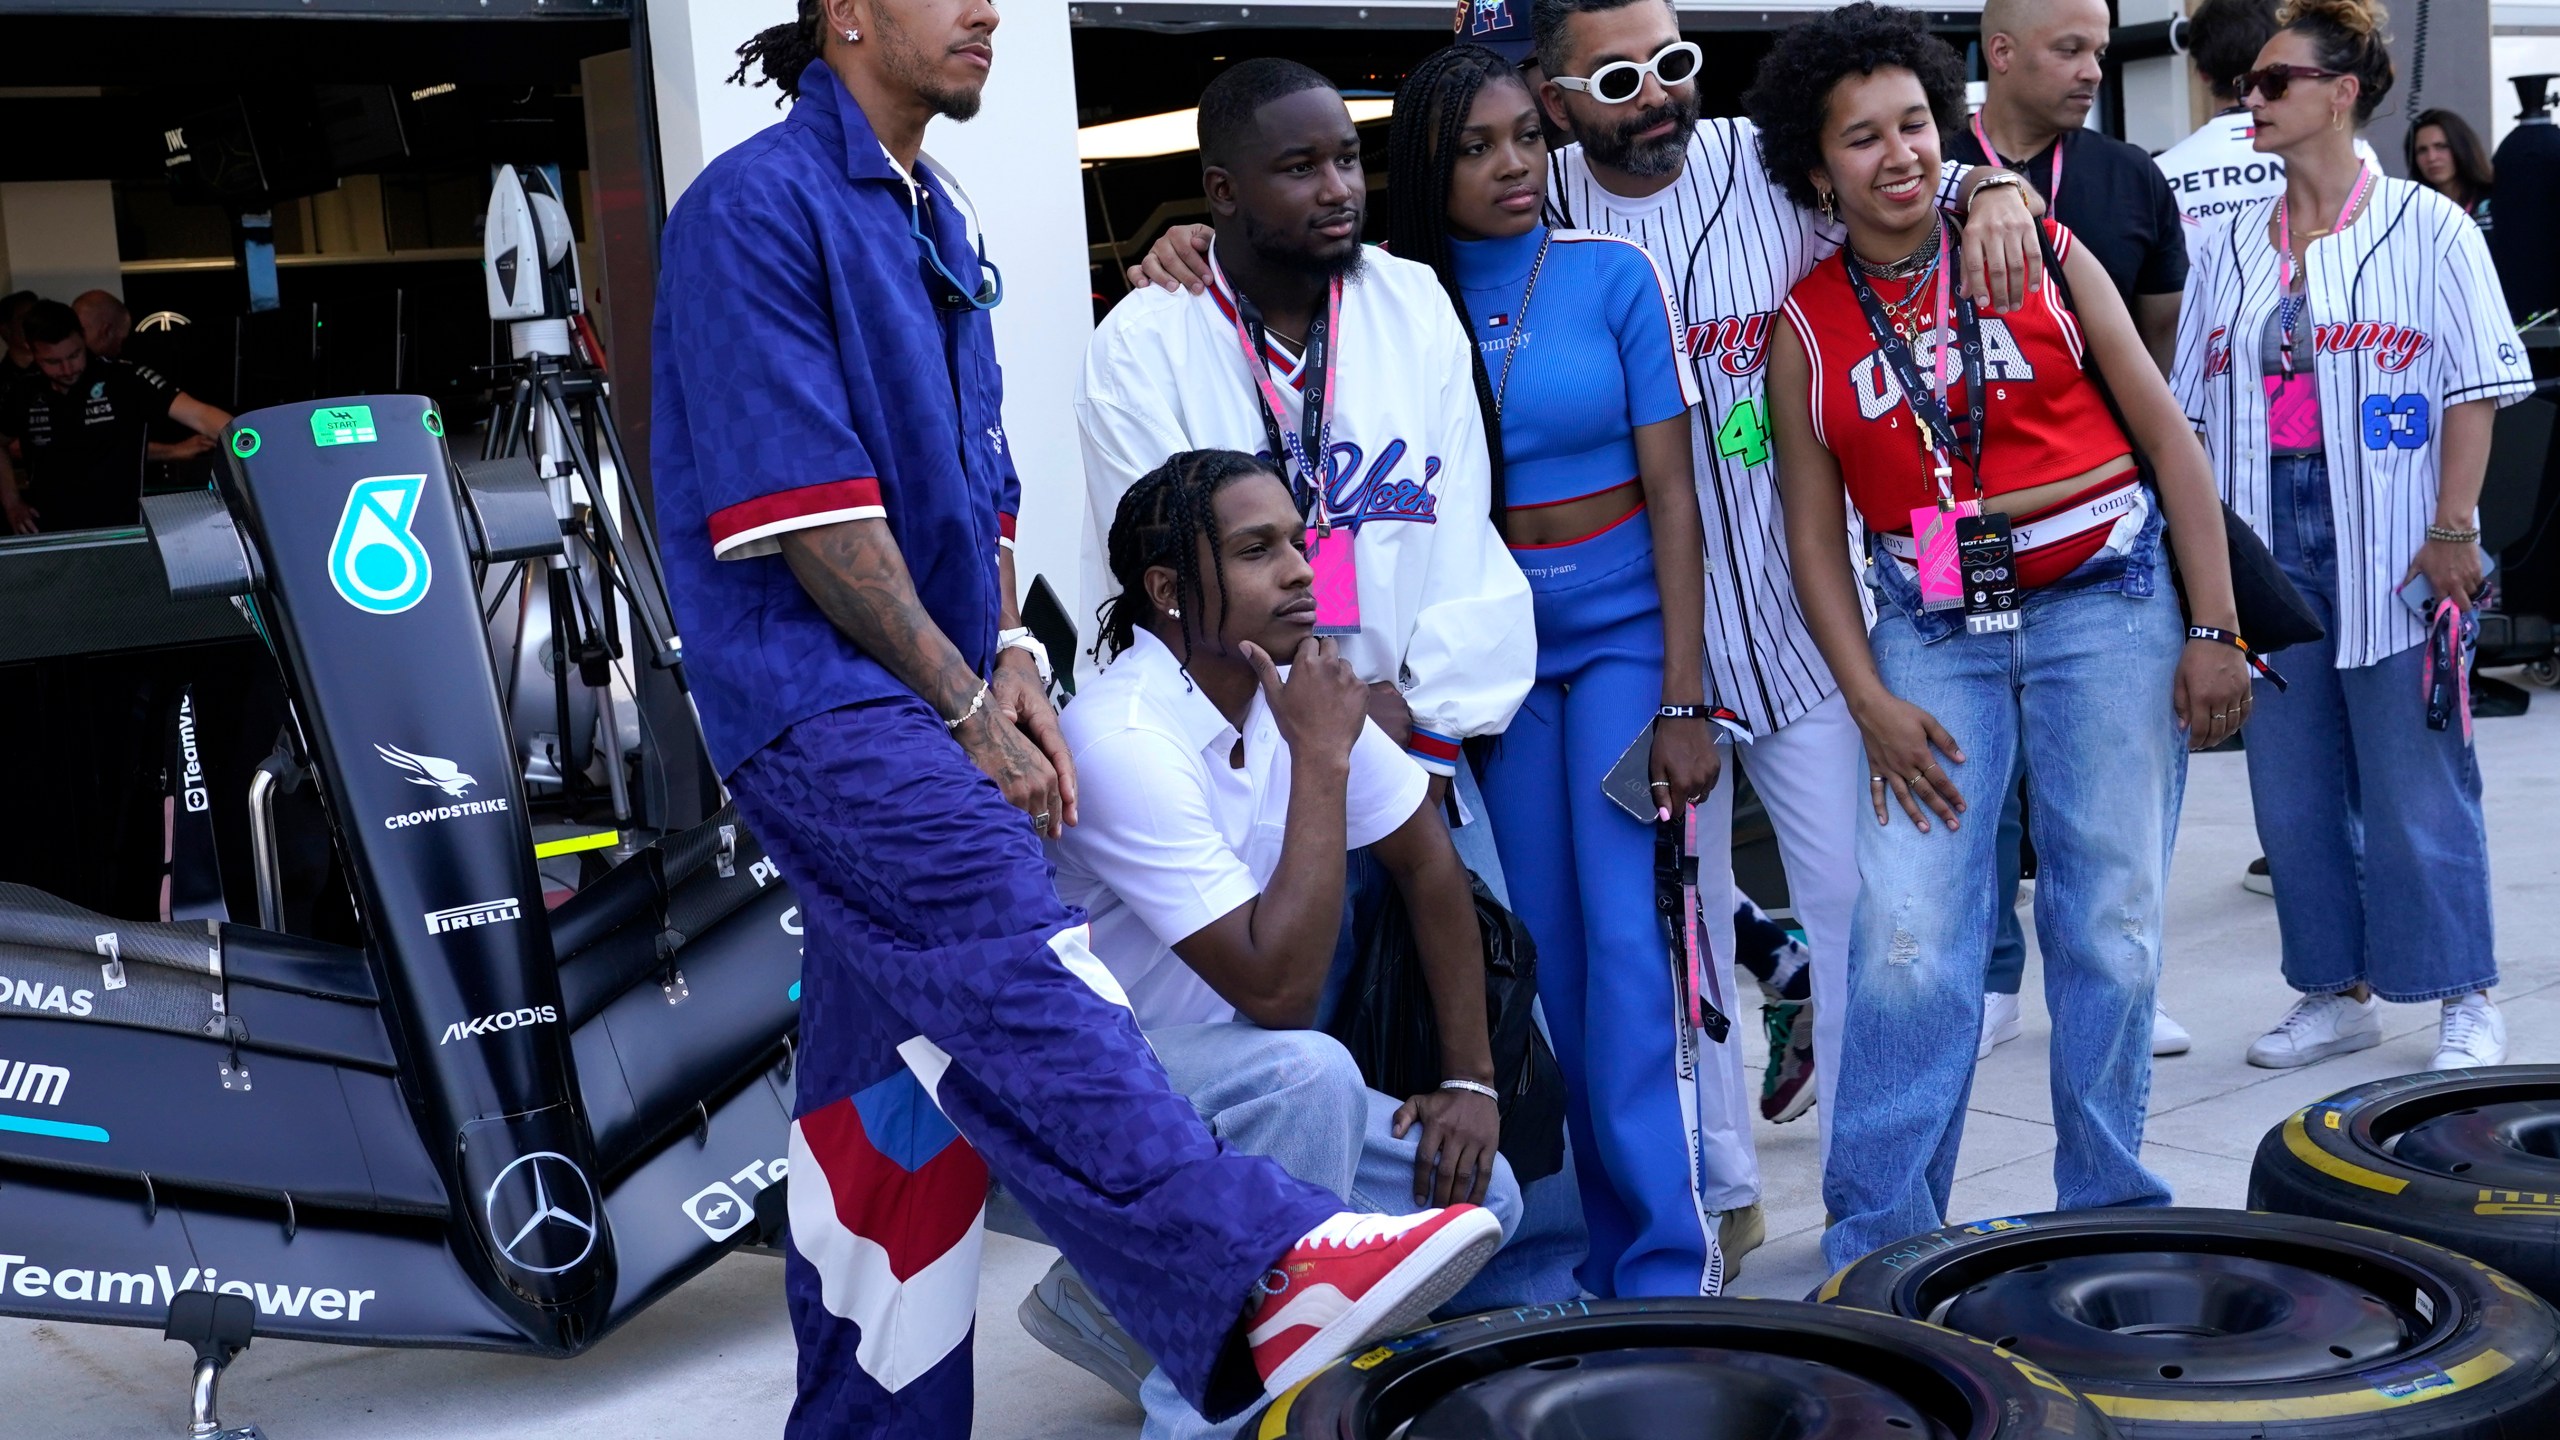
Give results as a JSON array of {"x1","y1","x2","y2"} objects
[
  {"x1": 2175, "y1": 0, "x2": 2534, "y2": 1073},
  {"x1": 2406, "y1": 106, "x2": 2495, "y2": 236},
  {"x1": 1748, "y1": 3, "x2": 2251, "y2": 1270},
  {"x1": 1386, "y1": 43, "x2": 1726, "y2": 1299}
]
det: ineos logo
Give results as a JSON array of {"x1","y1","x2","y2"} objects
[{"x1": 483, "y1": 1152, "x2": 599, "y2": 1275}]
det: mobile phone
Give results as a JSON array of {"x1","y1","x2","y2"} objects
[
  {"x1": 1602, "y1": 720, "x2": 1659, "y2": 823},
  {"x1": 2397, "y1": 547, "x2": 2495, "y2": 618}
]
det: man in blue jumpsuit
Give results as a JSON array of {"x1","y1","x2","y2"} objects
[{"x1": 650, "y1": 4, "x2": 1500, "y2": 1436}]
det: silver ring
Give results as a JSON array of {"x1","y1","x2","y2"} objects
[
  {"x1": 1649, "y1": 781, "x2": 1671, "y2": 791},
  {"x1": 1032, "y1": 811, "x2": 1051, "y2": 826}
]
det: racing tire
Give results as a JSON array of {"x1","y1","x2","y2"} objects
[
  {"x1": 1256, "y1": 1296, "x2": 2122, "y2": 1439},
  {"x1": 1815, "y1": 1207, "x2": 2560, "y2": 1439},
  {"x1": 2251, "y1": 1067, "x2": 2560, "y2": 1308}
]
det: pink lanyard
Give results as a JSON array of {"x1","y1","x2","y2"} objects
[
  {"x1": 2273, "y1": 163, "x2": 2371, "y2": 376},
  {"x1": 1206, "y1": 246, "x2": 1344, "y2": 525},
  {"x1": 1971, "y1": 114, "x2": 2062, "y2": 207}
]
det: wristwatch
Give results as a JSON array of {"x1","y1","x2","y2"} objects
[
  {"x1": 1966, "y1": 171, "x2": 2030, "y2": 210},
  {"x1": 997, "y1": 626, "x2": 1052, "y2": 685}
]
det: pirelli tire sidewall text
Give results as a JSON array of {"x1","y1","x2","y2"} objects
[
  {"x1": 1818, "y1": 1207, "x2": 2560, "y2": 1440},
  {"x1": 1255, "y1": 1297, "x2": 2121, "y2": 1439},
  {"x1": 2251, "y1": 1066, "x2": 2560, "y2": 1308}
]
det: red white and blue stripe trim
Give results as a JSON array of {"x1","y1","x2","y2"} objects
[
  {"x1": 1406, "y1": 725, "x2": 1463, "y2": 777},
  {"x1": 710, "y1": 477, "x2": 885, "y2": 560}
]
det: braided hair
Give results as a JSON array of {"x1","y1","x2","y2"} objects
[
  {"x1": 1095, "y1": 449, "x2": 1281, "y2": 666},
  {"x1": 1386, "y1": 43, "x2": 1526, "y2": 536},
  {"x1": 732, "y1": 0, "x2": 827, "y2": 104}
]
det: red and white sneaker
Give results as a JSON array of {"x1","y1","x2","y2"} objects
[{"x1": 1247, "y1": 1206, "x2": 1501, "y2": 1396}]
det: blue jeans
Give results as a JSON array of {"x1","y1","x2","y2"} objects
[
  {"x1": 1135, "y1": 1023, "x2": 1550, "y2": 1440},
  {"x1": 2242, "y1": 454, "x2": 2497, "y2": 1002},
  {"x1": 1821, "y1": 529, "x2": 2184, "y2": 1271},
  {"x1": 1985, "y1": 762, "x2": 2028, "y2": 995}
]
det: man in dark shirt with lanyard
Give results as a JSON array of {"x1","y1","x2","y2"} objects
[
  {"x1": 654, "y1": 5, "x2": 1497, "y2": 1438},
  {"x1": 1950, "y1": 0, "x2": 2188, "y2": 374},
  {"x1": 1947, "y1": 0, "x2": 2197, "y2": 1064},
  {"x1": 0, "y1": 300, "x2": 229, "y2": 535}
]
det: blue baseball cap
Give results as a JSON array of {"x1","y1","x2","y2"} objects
[{"x1": 1454, "y1": 0, "x2": 1535, "y2": 65}]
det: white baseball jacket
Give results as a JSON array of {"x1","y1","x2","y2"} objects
[
  {"x1": 2173, "y1": 173, "x2": 2535, "y2": 668},
  {"x1": 1076, "y1": 244, "x2": 1535, "y2": 775}
]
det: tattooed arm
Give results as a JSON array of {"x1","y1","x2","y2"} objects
[{"x1": 781, "y1": 519, "x2": 1066, "y2": 835}]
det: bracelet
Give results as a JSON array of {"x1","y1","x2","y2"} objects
[
  {"x1": 2186, "y1": 625, "x2": 2290, "y2": 692},
  {"x1": 2426, "y1": 524, "x2": 2481, "y2": 545},
  {"x1": 1439, "y1": 1078, "x2": 1501, "y2": 1102},
  {"x1": 1657, "y1": 704, "x2": 1705, "y2": 720},
  {"x1": 943, "y1": 679, "x2": 991, "y2": 732}
]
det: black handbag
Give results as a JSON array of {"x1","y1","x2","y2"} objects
[
  {"x1": 2036, "y1": 229, "x2": 2324, "y2": 655},
  {"x1": 1326, "y1": 870, "x2": 1567, "y2": 1184}
]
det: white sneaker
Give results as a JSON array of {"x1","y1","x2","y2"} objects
[
  {"x1": 2152, "y1": 1006, "x2": 2193, "y2": 1057},
  {"x1": 2432, "y1": 993, "x2": 2508, "y2": 1070},
  {"x1": 2242, "y1": 857, "x2": 2274, "y2": 897},
  {"x1": 1978, "y1": 992, "x2": 2024, "y2": 1061},
  {"x1": 2246, "y1": 991, "x2": 2383, "y2": 1069}
]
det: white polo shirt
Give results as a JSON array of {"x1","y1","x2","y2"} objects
[{"x1": 1051, "y1": 627, "x2": 1429, "y2": 1030}]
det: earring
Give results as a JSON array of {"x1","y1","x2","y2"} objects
[
  {"x1": 844, "y1": 27, "x2": 860, "y2": 41},
  {"x1": 1818, "y1": 189, "x2": 1837, "y2": 223},
  {"x1": 1168, "y1": 607, "x2": 1182, "y2": 618}
]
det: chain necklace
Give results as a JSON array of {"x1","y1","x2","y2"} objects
[
  {"x1": 1853, "y1": 217, "x2": 1945, "y2": 282},
  {"x1": 1489, "y1": 231, "x2": 1555, "y2": 419}
]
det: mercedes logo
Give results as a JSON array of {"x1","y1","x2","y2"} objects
[{"x1": 483, "y1": 1151, "x2": 599, "y2": 1275}]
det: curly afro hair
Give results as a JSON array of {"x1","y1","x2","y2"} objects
[{"x1": 1742, "y1": 3, "x2": 1968, "y2": 216}]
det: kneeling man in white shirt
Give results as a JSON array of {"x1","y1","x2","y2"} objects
[{"x1": 1046, "y1": 450, "x2": 1531, "y2": 1438}]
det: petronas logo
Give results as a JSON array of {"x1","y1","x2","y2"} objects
[{"x1": 328, "y1": 475, "x2": 432, "y2": 615}]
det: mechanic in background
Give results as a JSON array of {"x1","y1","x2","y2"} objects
[
  {"x1": 0, "y1": 300, "x2": 228, "y2": 535},
  {"x1": 0, "y1": 291, "x2": 38, "y2": 400}
]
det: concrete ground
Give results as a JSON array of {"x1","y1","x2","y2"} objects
[{"x1": 14, "y1": 677, "x2": 2559, "y2": 1439}]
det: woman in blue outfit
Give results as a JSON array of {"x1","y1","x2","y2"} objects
[{"x1": 1388, "y1": 44, "x2": 1721, "y2": 1298}]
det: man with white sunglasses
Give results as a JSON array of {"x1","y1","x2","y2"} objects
[{"x1": 1532, "y1": 0, "x2": 2046, "y2": 1280}]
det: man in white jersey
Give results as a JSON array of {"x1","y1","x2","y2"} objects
[
  {"x1": 1528, "y1": 0, "x2": 2045, "y2": 1254},
  {"x1": 2155, "y1": 0, "x2": 2379, "y2": 260}
]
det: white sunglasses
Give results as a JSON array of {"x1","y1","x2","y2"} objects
[{"x1": 1551, "y1": 40, "x2": 1704, "y2": 105}]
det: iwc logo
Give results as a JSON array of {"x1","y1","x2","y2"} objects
[
  {"x1": 484, "y1": 1151, "x2": 599, "y2": 1275},
  {"x1": 328, "y1": 475, "x2": 433, "y2": 615}
]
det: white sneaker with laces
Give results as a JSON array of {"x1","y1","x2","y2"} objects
[
  {"x1": 1978, "y1": 992, "x2": 2024, "y2": 1061},
  {"x1": 2432, "y1": 993, "x2": 2508, "y2": 1070},
  {"x1": 2246, "y1": 991, "x2": 2382, "y2": 1069},
  {"x1": 2152, "y1": 1006, "x2": 2193, "y2": 1057}
]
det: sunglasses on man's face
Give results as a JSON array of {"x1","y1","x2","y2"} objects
[
  {"x1": 1552, "y1": 40, "x2": 1703, "y2": 105},
  {"x1": 2238, "y1": 63, "x2": 2345, "y2": 103}
]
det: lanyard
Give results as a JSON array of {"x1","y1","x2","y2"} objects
[
  {"x1": 1971, "y1": 114, "x2": 2063, "y2": 208},
  {"x1": 2274, "y1": 163, "x2": 2373, "y2": 376},
  {"x1": 1654, "y1": 807, "x2": 1731, "y2": 1044},
  {"x1": 1208, "y1": 246, "x2": 1342, "y2": 527},
  {"x1": 1844, "y1": 225, "x2": 1987, "y2": 507}
]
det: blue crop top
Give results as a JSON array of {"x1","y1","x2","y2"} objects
[{"x1": 1451, "y1": 224, "x2": 1697, "y2": 511}]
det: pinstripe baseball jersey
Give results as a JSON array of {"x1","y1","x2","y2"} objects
[
  {"x1": 1547, "y1": 119, "x2": 1963, "y2": 733},
  {"x1": 2173, "y1": 173, "x2": 2534, "y2": 667}
]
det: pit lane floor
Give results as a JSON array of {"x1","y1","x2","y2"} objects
[{"x1": 14, "y1": 676, "x2": 2560, "y2": 1439}]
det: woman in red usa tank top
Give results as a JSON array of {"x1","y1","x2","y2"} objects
[{"x1": 1743, "y1": 3, "x2": 2251, "y2": 1273}]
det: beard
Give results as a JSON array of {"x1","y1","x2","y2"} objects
[
  {"x1": 1579, "y1": 92, "x2": 1698, "y2": 177},
  {"x1": 1241, "y1": 207, "x2": 1368, "y2": 282},
  {"x1": 877, "y1": 10, "x2": 989, "y2": 121}
]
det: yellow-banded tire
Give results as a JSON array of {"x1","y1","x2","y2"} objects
[
  {"x1": 1257, "y1": 1296, "x2": 2119, "y2": 1439},
  {"x1": 1814, "y1": 1207, "x2": 2560, "y2": 1439},
  {"x1": 2249, "y1": 1066, "x2": 2560, "y2": 1308}
]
